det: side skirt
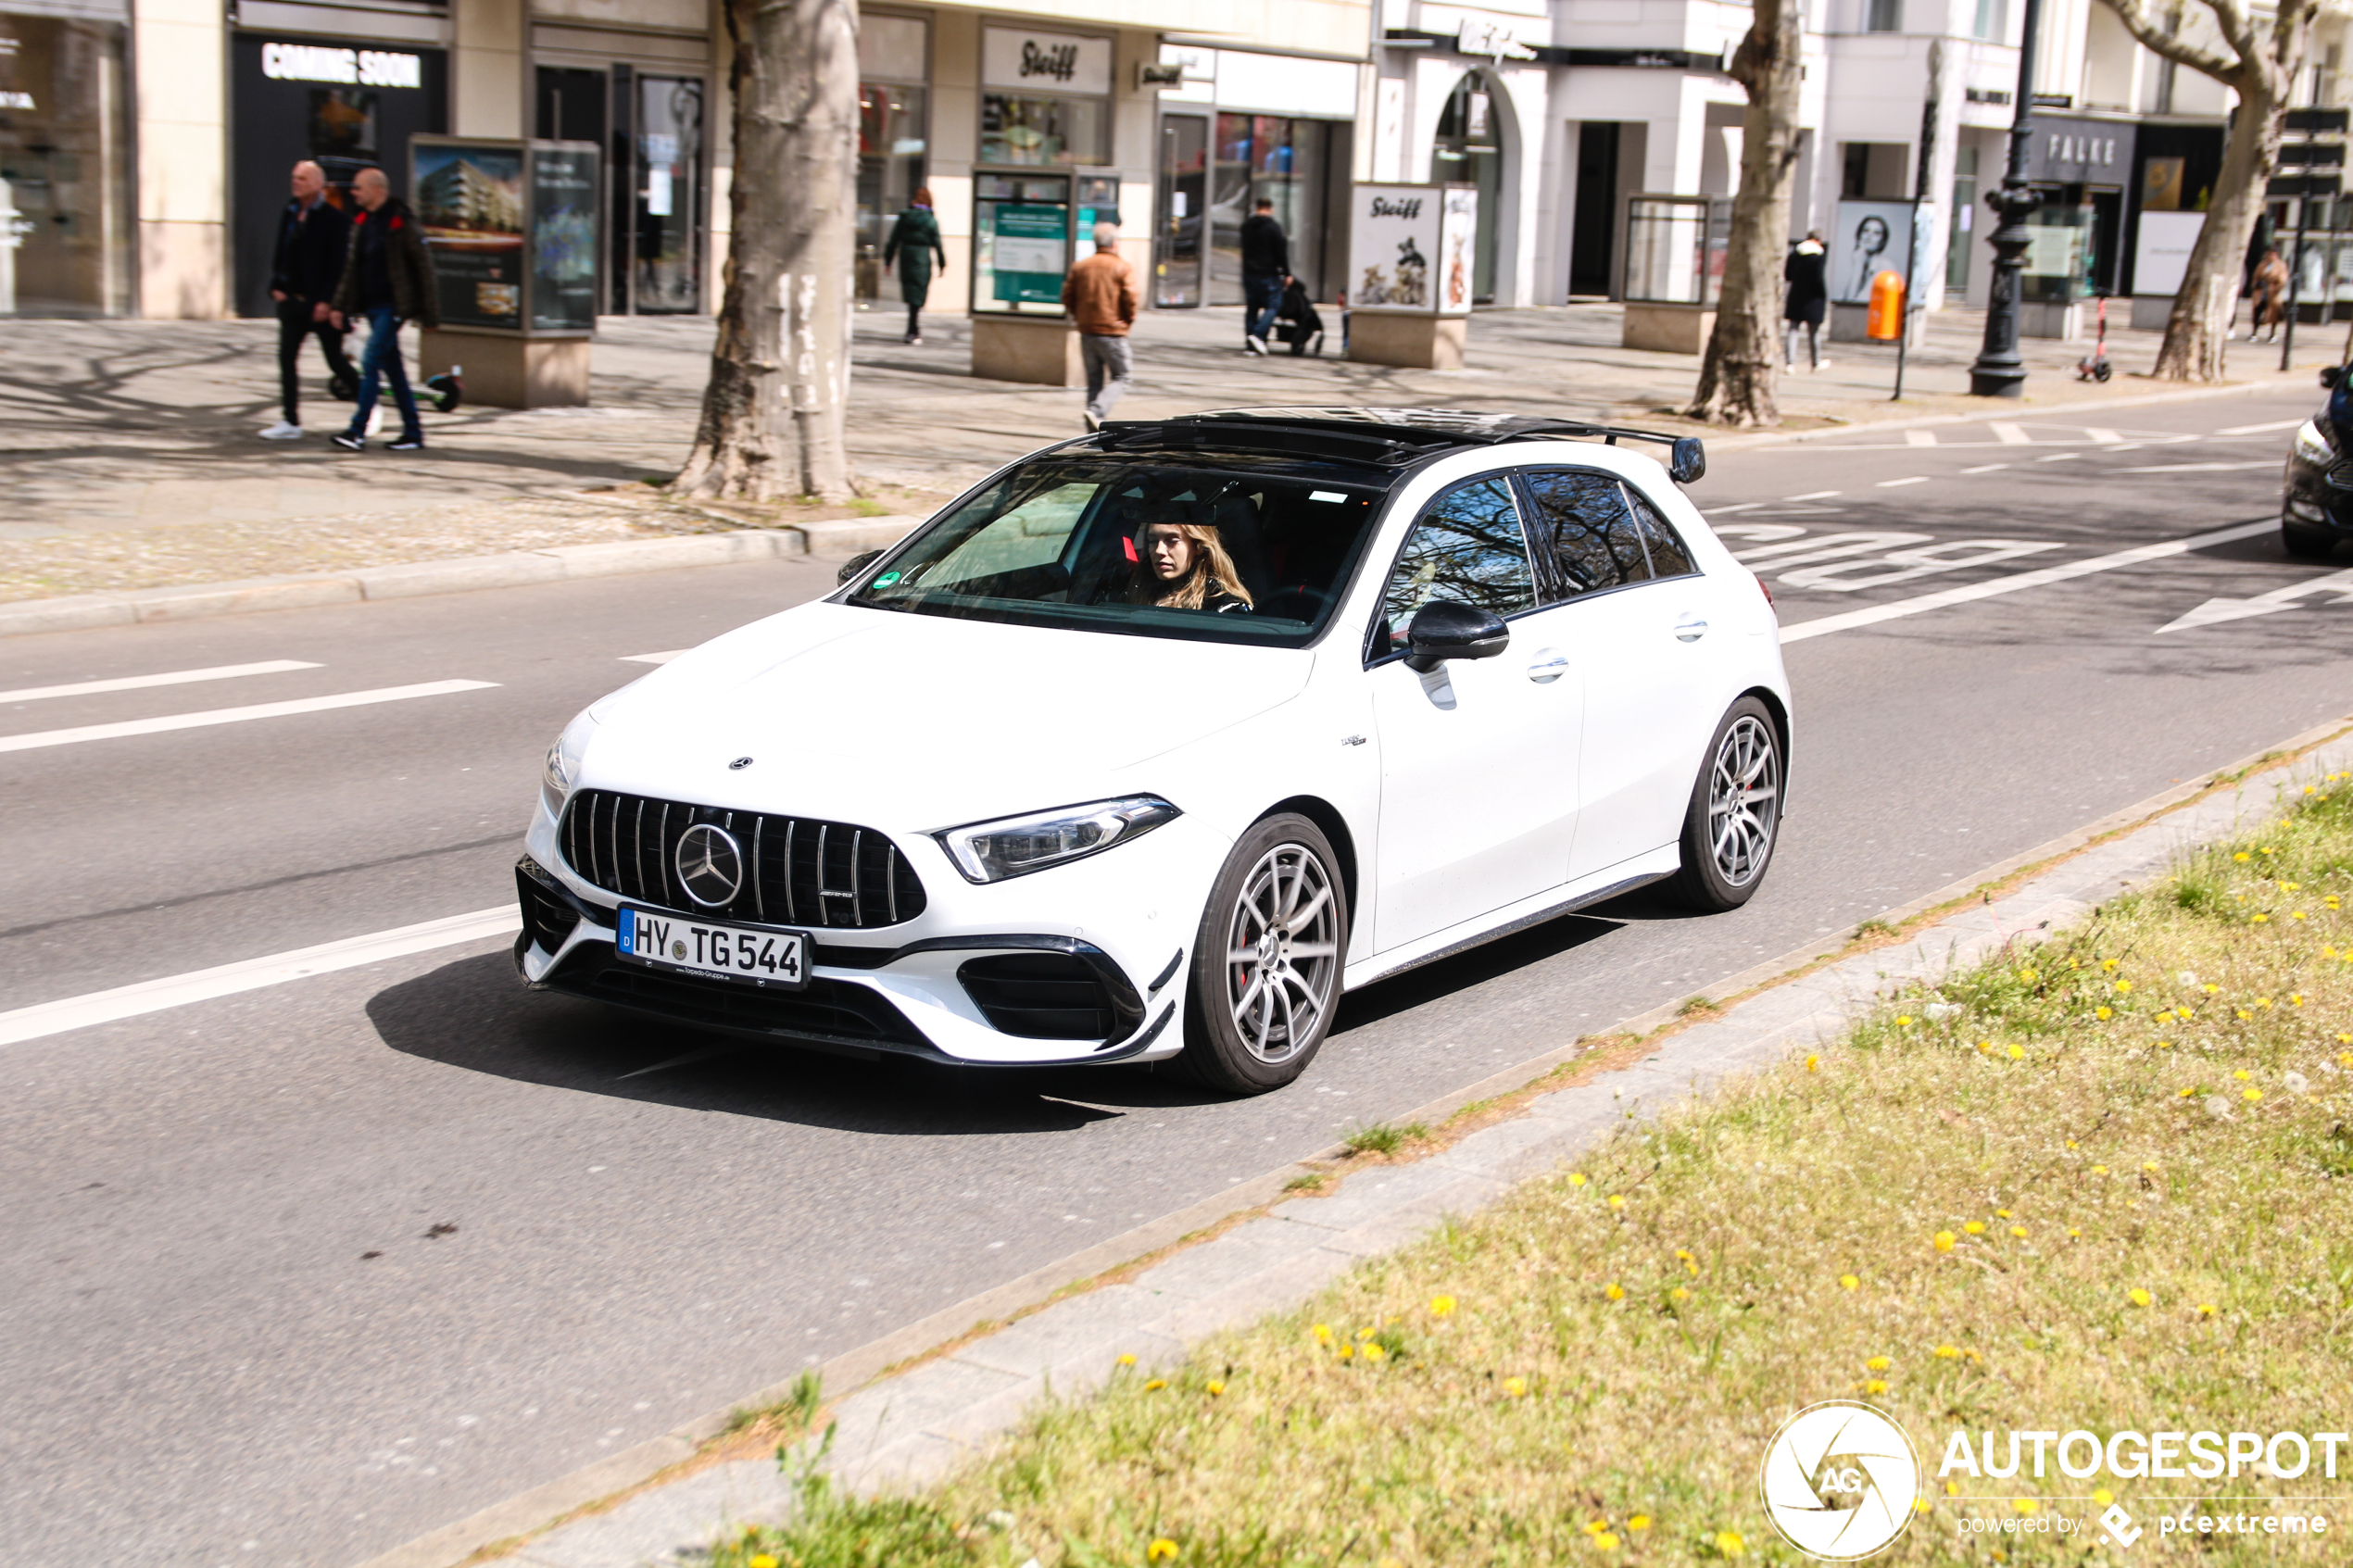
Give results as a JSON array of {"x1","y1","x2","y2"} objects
[{"x1": 1339, "y1": 848, "x2": 1680, "y2": 992}]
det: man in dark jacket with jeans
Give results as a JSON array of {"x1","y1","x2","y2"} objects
[
  {"x1": 329, "y1": 166, "x2": 440, "y2": 452},
  {"x1": 260, "y1": 160, "x2": 355, "y2": 439},
  {"x1": 1239, "y1": 197, "x2": 1290, "y2": 356}
]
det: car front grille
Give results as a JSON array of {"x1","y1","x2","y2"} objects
[
  {"x1": 559, "y1": 788, "x2": 925, "y2": 930},
  {"x1": 958, "y1": 952, "x2": 1121, "y2": 1039},
  {"x1": 550, "y1": 948, "x2": 932, "y2": 1049}
]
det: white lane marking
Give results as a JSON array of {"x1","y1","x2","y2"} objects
[
  {"x1": 1705, "y1": 502, "x2": 1774, "y2": 514},
  {"x1": 1876, "y1": 475, "x2": 1931, "y2": 487},
  {"x1": 1780, "y1": 519, "x2": 2277, "y2": 644},
  {"x1": 1780, "y1": 539, "x2": 2063, "y2": 593},
  {"x1": 2157, "y1": 566, "x2": 2353, "y2": 633},
  {"x1": 0, "y1": 680, "x2": 498, "y2": 754},
  {"x1": 1736, "y1": 532, "x2": 1932, "y2": 568},
  {"x1": 1905, "y1": 430, "x2": 1938, "y2": 446},
  {"x1": 621, "y1": 650, "x2": 687, "y2": 665},
  {"x1": 2216, "y1": 418, "x2": 2306, "y2": 436},
  {"x1": 1960, "y1": 463, "x2": 2010, "y2": 474},
  {"x1": 0, "y1": 907, "x2": 520, "y2": 1048},
  {"x1": 2086, "y1": 428, "x2": 2124, "y2": 444},
  {"x1": 1784, "y1": 490, "x2": 1842, "y2": 501},
  {"x1": 2037, "y1": 451, "x2": 2083, "y2": 462},
  {"x1": 2116, "y1": 459, "x2": 2278, "y2": 473},
  {"x1": 0, "y1": 660, "x2": 321, "y2": 705},
  {"x1": 1991, "y1": 423, "x2": 2032, "y2": 445}
]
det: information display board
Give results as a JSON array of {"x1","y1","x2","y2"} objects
[
  {"x1": 409, "y1": 136, "x2": 600, "y2": 336},
  {"x1": 973, "y1": 171, "x2": 1073, "y2": 313},
  {"x1": 1348, "y1": 183, "x2": 1476, "y2": 314}
]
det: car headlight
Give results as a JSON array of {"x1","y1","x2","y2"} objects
[
  {"x1": 935, "y1": 796, "x2": 1182, "y2": 884},
  {"x1": 2295, "y1": 418, "x2": 2334, "y2": 467},
  {"x1": 540, "y1": 709, "x2": 598, "y2": 820}
]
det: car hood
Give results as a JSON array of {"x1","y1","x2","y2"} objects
[{"x1": 581, "y1": 603, "x2": 1316, "y2": 824}]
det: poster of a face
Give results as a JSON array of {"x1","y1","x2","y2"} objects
[
  {"x1": 1349, "y1": 183, "x2": 1436, "y2": 311},
  {"x1": 1439, "y1": 186, "x2": 1478, "y2": 315},
  {"x1": 1832, "y1": 199, "x2": 1916, "y2": 305}
]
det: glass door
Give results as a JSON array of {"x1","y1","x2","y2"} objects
[
  {"x1": 1154, "y1": 113, "x2": 1207, "y2": 307},
  {"x1": 631, "y1": 74, "x2": 703, "y2": 313}
]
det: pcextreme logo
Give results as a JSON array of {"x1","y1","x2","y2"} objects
[{"x1": 1760, "y1": 1401, "x2": 1923, "y2": 1561}]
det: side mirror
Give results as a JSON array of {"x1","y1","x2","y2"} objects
[
  {"x1": 837, "y1": 548, "x2": 885, "y2": 586},
  {"x1": 2322, "y1": 366, "x2": 2343, "y2": 390},
  {"x1": 1403, "y1": 601, "x2": 1510, "y2": 672},
  {"x1": 1669, "y1": 436, "x2": 1707, "y2": 484}
]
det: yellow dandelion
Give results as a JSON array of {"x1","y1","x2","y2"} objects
[
  {"x1": 1312, "y1": 1324, "x2": 1333, "y2": 1345},
  {"x1": 1205, "y1": 1379, "x2": 1225, "y2": 1396},
  {"x1": 1915, "y1": 1499, "x2": 1932, "y2": 1514},
  {"x1": 1592, "y1": 1533, "x2": 1620, "y2": 1550},
  {"x1": 1148, "y1": 1540, "x2": 1179, "y2": 1563},
  {"x1": 749, "y1": 1556, "x2": 779, "y2": 1568},
  {"x1": 1567, "y1": 1172, "x2": 1588, "y2": 1187},
  {"x1": 1143, "y1": 1378, "x2": 1168, "y2": 1391},
  {"x1": 1946, "y1": 1481, "x2": 1962, "y2": 1496},
  {"x1": 2235, "y1": 852, "x2": 2251, "y2": 861},
  {"x1": 1865, "y1": 1356, "x2": 1891, "y2": 1371},
  {"x1": 2115, "y1": 979, "x2": 2133, "y2": 992},
  {"x1": 1503, "y1": 1376, "x2": 1528, "y2": 1398},
  {"x1": 1977, "y1": 1040, "x2": 1994, "y2": 1053},
  {"x1": 1629, "y1": 1515, "x2": 1651, "y2": 1532},
  {"x1": 2092, "y1": 1163, "x2": 2109, "y2": 1174},
  {"x1": 1117, "y1": 1352, "x2": 1138, "y2": 1366},
  {"x1": 1896, "y1": 1014, "x2": 1914, "y2": 1026},
  {"x1": 1839, "y1": 1273, "x2": 1860, "y2": 1290},
  {"x1": 1671, "y1": 1286, "x2": 1690, "y2": 1300},
  {"x1": 2095, "y1": 1007, "x2": 2113, "y2": 1021},
  {"x1": 1607, "y1": 1194, "x2": 1627, "y2": 1210},
  {"x1": 2095, "y1": 1487, "x2": 2114, "y2": 1506},
  {"x1": 2198, "y1": 1303, "x2": 2218, "y2": 1318},
  {"x1": 1604, "y1": 1283, "x2": 1626, "y2": 1301},
  {"x1": 1933, "y1": 1231, "x2": 1957, "y2": 1252},
  {"x1": 1933, "y1": 1344, "x2": 1961, "y2": 1359},
  {"x1": 2233, "y1": 1069, "x2": 2251, "y2": 1080},
  {"x1": 1996, "y1": 1209, "x2": 2011, "y2": 1218},
  {"x1": 2143, "y1": 1161, "x2": 2159, "y2": 1172},
  {"x1": 1429, "y1": 1295, "x2": 1457, "y2": 1317},
  {"x1": 1865, "y1": 1379, "x2": 1889, "y2": 1395},
  {"x1": 2102, "y1": 958, "x2": 2120, "y2": 972},
  {"x1": 1806, "y1": 1053, "x2": 1820, "y2": 1072},
  {"x1": 2244, "y1": 1087, "x2": 2263, "y2": 1101},
  {"x1": 2128, "y1": 1288, "x2": 2151, "y2": 1308},
  {"x1": 2252, "y1": 914, "x2": 2271, "y2": 923},
  {"x1": 2007, "y1": 1044, "x2": 2025, "y2": 1060},
  {"x1": 2069, "y1": 1227, "x2": 2082, "y2": 1237},
  {"x1": 1362, "y1": 1343, "x2": 1387, "y2": 1362},
  {"x1": 1963, "y1": 1221, "x2": 1986, "y2": 1235},
  {"x1": 1336, "y1": 1345, "x2": 1353, "y2": 1361},
  {"x1": 2020, "y1": 968, "x2": 2039, "y2": 982},
  {"x1": 2014, "y1": 1499, "x2": 2039, "y2": 1515},
  {"x1": 2010, "y1": 1226, "x2": 2029, "y2": 1238},
  {"x1": 1715, "y1": 1531, "x2": 1745, "y2": 1557}
]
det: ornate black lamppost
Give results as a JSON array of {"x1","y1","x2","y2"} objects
[{"x1": 1969, "y1": 0, "x2": 2046, "y2": 396}]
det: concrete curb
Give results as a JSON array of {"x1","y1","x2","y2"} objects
[
  {"x1": 0, "y1": 518, "x2": 922, "y2": 640},
  {"x1": 356, "y1": 712, "x2": 2353, "y2": 1568}
]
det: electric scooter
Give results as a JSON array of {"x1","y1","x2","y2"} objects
[{"x1": 2075, "y1": 295, "x2": 2113, "y2": 383}]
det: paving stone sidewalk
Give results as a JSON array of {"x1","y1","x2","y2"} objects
[
  {"x1": 378, "y1": 726, "x2": 2350, "y2": 1568},
  {"x1": 4, "y1": 304, "x2": 2326, "y2": 606}
]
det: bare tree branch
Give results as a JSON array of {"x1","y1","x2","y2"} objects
[{"x1": 2097, "y1": 0, "x2": 2244, "y2": 82}]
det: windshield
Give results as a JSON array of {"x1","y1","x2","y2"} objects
[{"x1": 847, "y1": 451, "x2": 1390, "y2": 646}]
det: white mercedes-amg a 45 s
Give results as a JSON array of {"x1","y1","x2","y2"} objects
[{"x1": 515, "y1": 408, "x2": 1792, "y2": 1094}]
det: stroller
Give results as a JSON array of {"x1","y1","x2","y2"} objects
[{"x1": 1272, "y1": 279, "x2": 1326, "y2": 357}]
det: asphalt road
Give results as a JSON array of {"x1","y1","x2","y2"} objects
[{"x1": 4, "y1": 386, "x2": 2347, "y2": 1568}]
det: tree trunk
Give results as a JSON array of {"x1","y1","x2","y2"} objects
[
  {"x1": 1687, "y1": 0, "x2": 1806, "y2": 427},
  {"x1": 2153, "y1": 81, "x2": 2280, "y2": 381},
  {"x1": 673, "y1": 0, "x2": 860, "y2": 501}
]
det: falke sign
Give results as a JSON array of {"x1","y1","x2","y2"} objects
[
  {"x1": 982, "y1": 28, "x2": 1111, "y2": 96},
  {"x1": 2023, "y1": 115, "x2": 2136, "y2": 184}
]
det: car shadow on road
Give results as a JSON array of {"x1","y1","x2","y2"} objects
[{"x1": 366, "y1": 951, "x2": 1233, "y2": 1136}]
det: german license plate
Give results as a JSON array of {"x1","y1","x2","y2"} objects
[{"x1": 616, "y1": 906, "x2": 809, "y2": 989}]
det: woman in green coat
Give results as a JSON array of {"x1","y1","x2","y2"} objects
[{"x1": 882, "y1": 189, "x2": 949, "y2": 344}]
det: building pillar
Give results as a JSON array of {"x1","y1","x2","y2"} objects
[
  {"x1": 134, "y1": 0, "x2": 229, "y2": 318},
  {"x1": 454, "y1": 0, "x2": 525, "y2": 137}
]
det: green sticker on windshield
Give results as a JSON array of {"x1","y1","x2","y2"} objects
[{"x1": 875, "y1": 571, "x2": 902, "y2": 586}]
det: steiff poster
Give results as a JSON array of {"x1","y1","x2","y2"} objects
[{"x1": 1350, "y1": 184, "x2": 1478, "y2": 314}]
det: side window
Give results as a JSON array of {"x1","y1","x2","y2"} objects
[
  {"x1": 1375, "y1": 476, "x2": 1535, "y2": 656},
  {"x1": 1519, "y1": 468, "x2": 1651, "y2": 599},
  {"x1": 1626, "y1": 484, "x2": 1697, "y2": 578}
]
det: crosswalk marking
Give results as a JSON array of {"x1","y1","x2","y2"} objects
[
  {"x1": 2085, "y1": 427, "x2": 2124, "y2": 444},
  {"x1": 0, "y1": 660, "x2": 321, "y2": 706},
  {"x1": 2215, "y1": 418, "x2": 2305, "y2": 436},
  {"x1": 1991, "y1": 423, "x2": 2032, "y2": 445},
  {"x1": 0, "y1": 906, "x2": 520, "y2": 1048},
  {"x1": 0, "y1": 680, "x2": 498, "y2": 754},
  {"x1": 1905, "y1": 430, "x2": 1938, "y2": 446}
]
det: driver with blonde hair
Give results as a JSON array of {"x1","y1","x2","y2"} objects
[{"x1": 1128, "y1": 504, "x2": 1254, "y2": 613}]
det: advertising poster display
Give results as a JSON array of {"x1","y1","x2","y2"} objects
[
  {"x1": 988, "y1": 203, "x2": 1069, "y2": 305},
  {"x1": 530, "y1": 145, "x2": 600, "y2": 332},
  {"x1": 415, "y1": 140, "x2": 524, "y2": 329},
  {"x1": 1348, "y1": 183, "x2": 1438, "y2": 311},
  {"x1": 1831, "y1": 198, "x2": 1917, "y2": 304},
  {"x1": 1438, "y1": 186, "x2": 1478, "y2": 315}
]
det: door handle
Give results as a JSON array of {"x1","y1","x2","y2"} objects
[
  {"x1": 1526, "y1": 648, "x2": 1569, "y2": 684},
  {"x1": 1674, "y1": 616, "x2": 1709, "y2": 643}
]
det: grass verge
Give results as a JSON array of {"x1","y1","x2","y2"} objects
[{"x1": 714, "y1": 778, "x2": 2353, "y2": 1567}]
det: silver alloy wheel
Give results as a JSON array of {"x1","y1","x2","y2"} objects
[
  {"x1": 1707, "y1": 714, "x2": 1780, "y2": 888},
  {"x1": 1223, "y1": 842, "x2": 1341, "y2": 1065}
]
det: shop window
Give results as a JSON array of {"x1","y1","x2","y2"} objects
[
  {"x1": 857, "y1": 12, "x2": 928, "y2": 305},
  {"x1": 1202, "y1": 114, "x2": 1340, "y2": 306},
  {"x1": 1867, "y1": 0, "x2": 1904, "y2": 31},
  {"x1": 1432, "y1": 75, "x2": 1504, "y2": 304},
  {"x1": 981, "y1": 94, "x2": 1107, "y2": 167},
  {"x1": 0, "y1": 15, "x2": 132, "y2": 315}
]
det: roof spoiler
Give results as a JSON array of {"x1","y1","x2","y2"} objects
[{"x1": 1503, "y1": 422, "x2": 1707, "y2": 484}]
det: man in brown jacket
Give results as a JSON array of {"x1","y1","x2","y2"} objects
[
  {"x1": 1062, "y1": 223, "x2": 1138, "y2": 431},
  {"x1": 328, "y1": 166, "x2": 440, "y2": 452}
]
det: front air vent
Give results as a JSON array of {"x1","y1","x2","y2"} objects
[
  {"x1": 958, "y1": 952, "x2": 1121, "y2": 1039},
  {"x1": 559, "y1": 790, "x2": 926, "y2": 930}
]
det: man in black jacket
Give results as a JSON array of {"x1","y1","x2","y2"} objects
[
  {"x1": 329, "y1": 166, "x2": 440, "y2": 453},
  {"x1": 261, "y1": 161, "x2": 356, "y2": 439},
  {"x1": 1239, "y1": 197, "x2": 1291, "y2": 357}
]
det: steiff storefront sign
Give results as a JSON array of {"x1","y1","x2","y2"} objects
[
  {"x1": 1347, "y1": 183, "x2": 1477, "y2": 316},
  {"x1": 982, "y1": 28, "x2": 1113, "y2": 96}
]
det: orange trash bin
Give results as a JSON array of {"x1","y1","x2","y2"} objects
[{"x1": 1867, "y1": 270, "x2": 1906, "y2": 340}]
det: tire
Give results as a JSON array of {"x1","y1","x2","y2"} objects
[
  {"x1": 2284, "y1": 518, "x2": 2338, "y2": 560},
  {"x1": 1176, "y1": 813, "x2": 1349, "y2": 1095},
  {"x1": 1668, "y1": 696, "x2": 1784, "y2": 913}
]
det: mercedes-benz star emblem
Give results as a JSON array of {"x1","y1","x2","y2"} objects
[
  {"x1": 729, "y1": 757, "x2": 754, "y2": 771},
  {"x1": 674, "y1": 823, "x2": 745, "y2": 907}
]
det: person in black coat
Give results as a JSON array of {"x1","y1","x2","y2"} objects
[
  {"x1": 262, "y1": 160, "x2": 356, "y2": 438},
  {"x1": 1783, "y1": 230, "x2": 1830, "y2": 372}
]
